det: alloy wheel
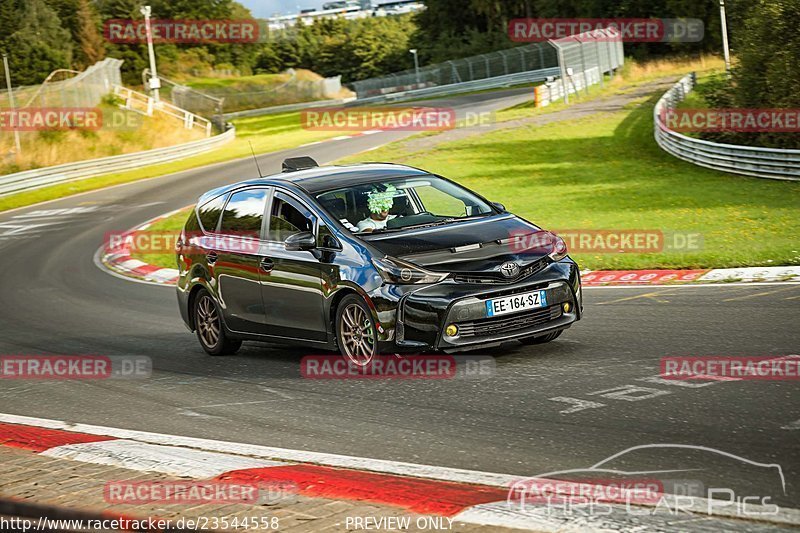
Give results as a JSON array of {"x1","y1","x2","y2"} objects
[
  {"x1": 339, "y1": 303, "x2": 376, "y2": 366},
  {"x1": 196, "y1": 295, "x2": 221, "y2": 349}
]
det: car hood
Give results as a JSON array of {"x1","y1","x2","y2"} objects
[{"x1": 362, "y1": 215, "x2": 553, "y2": 274}]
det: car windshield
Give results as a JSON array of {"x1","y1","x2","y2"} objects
[{"x1": 315, "y1": 175, "x2": 495, "y2": 234}]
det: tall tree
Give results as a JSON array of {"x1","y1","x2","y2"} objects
[
  {"x1": 2, "y1": 0, "x2": 72, "y2": 85},
  {"x1": 46, "y1": 0, "x2": 106, "y2": 68},
  {"x1": 75, "y1": 0, "x2": 105, "y2": 67}
]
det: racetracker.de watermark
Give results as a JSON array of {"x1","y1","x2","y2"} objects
[
  {"x1": 300, "y1": 107, "x2": 493, "y2": 131},
  {"x1": 107, "y1": 230, "x2": 262, "y2": 254},
  {"x1": 510, "y1": 230, "x2": 703, "y2": 254},
  {"x1": 508, "y1": 478, "x2": 664, "y2": 507},
  {"x1": 301, "y1": 355, "x2": 495, "y2": 380},
  {"x1": 0, "y1": 108, "x2": 143, "y2": 132},
  {"x1": 661, "y1": 356, "x2": 800, "y2": 381},
  {"x1": 104, "y1": 19, "x2": 261, "y2": 44},
  {"x1": 509, "y1": 18, "x2": 704, "y2": 43},
  {"x1": 661, "y1": 109, "x2": 800, "y2": 132},
  {"x1": 0, "y1": 356, "x2": 151, "y2": 380},
  {"x1": 104, "y1": 480, "x2": 297, "y2": 505}
]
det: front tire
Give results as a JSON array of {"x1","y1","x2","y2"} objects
[
  {"x1": 520, "y1": 330, "x2": 563, "y2": 345},
  {"x1": 336, "y1": 294, "x2": 378, "y2": 366},
  {"x1": 194, "y1": 289, "x2": 242, "y2": 356}
]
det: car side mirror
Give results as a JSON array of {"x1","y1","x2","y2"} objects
[
  {"x1": 491, "y1": 202, "x2": 507, "y2": 212},
  {"x1": 285, "y1": 231, "x2": 315, "y2": 251}
]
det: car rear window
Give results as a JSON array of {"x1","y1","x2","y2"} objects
[
  {"x1": 197, "y1": 193, "x2": 228, "y2": 232},
  {"x1": 219, "y1": 189, "x2": 268, "y2": 236}
]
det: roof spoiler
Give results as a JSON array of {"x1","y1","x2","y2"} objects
[{"x1": 282, "y1": 156, "x2": 319, "y2": 173}]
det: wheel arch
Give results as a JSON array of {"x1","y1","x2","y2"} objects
[{"x1": 186, "y1": 282, "x2": 212, "y2": 332}]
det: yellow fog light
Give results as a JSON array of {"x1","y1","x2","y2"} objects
[
  {"x1": 563, "y1": 302, "x2": 572, "y2": 313},
  {"x1": 445, "y1": 324, "x2": 459, "y2": 337}
]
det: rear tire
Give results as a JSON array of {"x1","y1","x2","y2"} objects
[
  {"x1": 336, "y1": 294, "x2": 378, "y2": 366},
  {"x1": 520, "y1": 330, "x2": 563, "y2": 345},
  {"x1": 194, "y1": 289, "x2": 242, "y2": 356}
]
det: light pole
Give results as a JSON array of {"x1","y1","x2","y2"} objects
[
  {"x1": 409, "y1": 48, "x2": 420, "y2": 86},
  {"x1": 719, "y1": 0, "x2": 731, "y2": 73},
  {"x1": 2, "y1": 53, "x2": 21, "y2": 159},
  {"x1": 140, "y1": 5, "x2": 161, "y2": 103}
]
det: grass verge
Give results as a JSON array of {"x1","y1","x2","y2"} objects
[
  {"x1": 0, "y1": 111, "x2": 351, "y2": 213},
  {"x1": 128, "y1": 207, "x2": 193, "y2": 269},
  {"x1": 336, "y1": 74, "x2": 799, "y2": 271}
]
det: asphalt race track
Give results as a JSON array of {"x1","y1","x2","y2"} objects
[{"x1": 0, "y1": 88, "x2": 798, "y2": 512}]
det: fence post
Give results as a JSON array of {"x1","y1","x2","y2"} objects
[
  {"x1": 549, "y1": 40, "x2": 569, "y2": 104},
  {"x1": 594, "y1": 39, "x2": 604, "y2": 88},
  {"x1": 608, "y1": 39, "x2": 616, "y2": 78},
  {"x1": 574, "y1": 38, "x2": 590, "y2": 95}
]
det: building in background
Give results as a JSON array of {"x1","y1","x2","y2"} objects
[{"x1": 267, "y1": 0, "x2": 423, "y2": 31}]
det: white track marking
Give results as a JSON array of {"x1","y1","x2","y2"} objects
[
  {"x1": 117, "y1": 259, "x2": 148, "y2": 270},
  {"x1": 41, "y1": 439, "x2": 285, "y2": 477},
  {"x1": 455, "y1": 498, "x2": 800, "y2": 531},
  {"x1": 145, "y1": 268, "x2": 180, "y2": 282},
  {"x1": 92, "y1": 246, "x2": 168, "y2": 288},
  {"x1": 11, "y1": 206, "x2": 99, "y2": 218},
  {"x1": 585, "y1": 281, "x2": 800, "y2": 290},
  {"x1": 3, "y1": 413, "x2": 800, "y2": 529},
  {"x1": 0, "y1": 412, "x2": 520, "y2": 487},
  {"x1": 700, "y1": 266, "x2": 800, "y2": 283},
  {"x1": 548, "y1": 397, "x2": 605, "y2": 414},
  {"x1": 781, "y1": 420, "x2": 800, "y2": 430}
]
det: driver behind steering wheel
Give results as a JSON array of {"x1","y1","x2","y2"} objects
[{"x1": 357, "y1": 185, "x2": 399, "y2": 232}]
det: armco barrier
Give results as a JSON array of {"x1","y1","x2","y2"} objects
[
  {"x1": 0, "y1": 127, "x2": 235, "y2": 197},
  {"x1": 220, "y1": 97, "x2": 357, "y2": 121},
  {"x1": 353, "y1": 67, "x2": 562, "y2": 105},
  {"x1": 654, "y1": 73, "x2": 800, "y2": 181}
]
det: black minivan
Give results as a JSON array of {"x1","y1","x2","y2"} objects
[{"x1": 176, "y1": 158, "x2": 582, "y2": 365}]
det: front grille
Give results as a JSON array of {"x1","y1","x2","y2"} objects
[
  {"x1": 457, "y1": 305, "x2": 562, "y2": 338},
  {"x1": 453, "y1": 258, "x2": 549, "y2": 284}
]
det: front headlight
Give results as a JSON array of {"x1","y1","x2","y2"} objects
[
  {"x1": 548, "y1": 234, "x2": 568, "y2": 262},
  {"x1": 372, "y1": 257, "x2": 449, "y2": 285}
]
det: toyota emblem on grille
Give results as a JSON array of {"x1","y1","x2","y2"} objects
[{"x1": 499, "y1": 262, "x2": 520, "y2": 278}]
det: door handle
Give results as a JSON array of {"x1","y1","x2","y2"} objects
[
  {"x1": 206, "y1": 251, "x2": 218, "y2": 264},
  {"x1": 260, "y1": 257, "x2": 274, "y2": 272}
]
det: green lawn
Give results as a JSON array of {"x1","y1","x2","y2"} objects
[
  {"x1": 0, "y1": 111, "x2": 346, "y2": 213},
  {"x1": 185, "y1": 73, "x2": 286, "y2": 90},
  {"x1": 129, "y1": 207, "x2": 193, "y2": 269},
  {"x1": 131, "y1": 73, "x2": 800, "y2": 272},
  {"x1": 337, "y1": 93, "x2": 800, "y2": 270}
]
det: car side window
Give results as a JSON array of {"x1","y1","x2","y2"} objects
[
  {"x1": 197, "y1": 193, "x2": 228, "y2": 232},
  {"x1": 219, "y1": 189, "x2": 268, "y2": 237},
  {"x1": 268, "y1": 194, "x2": 314, "y2": 242},
  {"x1": 317, "y1": 223, "x2": 340, "y2": 249}
]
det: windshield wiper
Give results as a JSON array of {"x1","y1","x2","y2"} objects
[
  {"x1": 362, "y1": 214, "x2": 491, "y2": 235},
  {"x1": 397, "y1": 218, "x2": 457, "y2": 231}
]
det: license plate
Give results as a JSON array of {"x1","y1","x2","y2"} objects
[{"x1": 485, "y1": 290, "x2": 547, "y2": 318}]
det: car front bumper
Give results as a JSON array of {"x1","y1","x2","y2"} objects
[{"x1": 385, "y1": 260, "x2": 582, "y2": 352}]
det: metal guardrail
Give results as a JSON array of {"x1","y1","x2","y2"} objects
[
  {"x1": 654, "y1": 73, "x2": 800, "y2": 181},
  {"x1": 352, "y1": 29, "x2": 622, "y2": 106},
  {"x1": 0, "y1": 127, "x2": 235, "y2": 197},
  {"x1": 220, "y1": 96, "x2": 357, "y2": 120},
  {"x1": 114, "y1": 85, "x2": 213, "y2": 136},
  {"x1": 353, "y1": 67, "x2": 563, "y2": 105}
]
